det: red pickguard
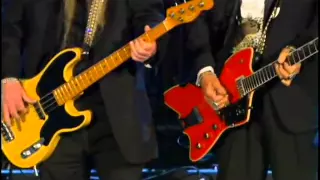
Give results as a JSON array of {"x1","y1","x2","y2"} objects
[{"x1": 164, "y1": 48, "x2": 255, "y2": 162}]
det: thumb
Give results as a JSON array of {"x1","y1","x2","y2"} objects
[
  {"x1": 144, "y1": 25, "x2": 151, "y2": 32},
  {"x1": 21, "y1": 90, "x2": 36, "y2": 103},
  {"x1": 212, "y1": 78, "x2": 227, "y2": 95},
  {"x1": 204, "y1": 85, "x2": 216, "y2": 100},
  {"x1": 215, "y1": 84, "x2": 227, "y2": 95}
]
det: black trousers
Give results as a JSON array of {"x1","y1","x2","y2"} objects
[
  {"x1": 215, "y1": 93, "x2": 318, "y2": 180},
  {"x1": 39, "y1": 87, "x2": 144, "y2": 180}
]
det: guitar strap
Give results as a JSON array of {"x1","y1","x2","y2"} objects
[
  {"x1": 255, "y1": 0, "x2": 281, "y2": 54},
  {"x1": 82, "y1": 0, "x2": 107, "y2": 55}
]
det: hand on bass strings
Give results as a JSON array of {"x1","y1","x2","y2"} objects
[
  {"x1": 200, "y1": 72, "x2": 229, "y2": 110},
  {"x1": 275, "y1": 47, "x2": 302, "y2": 86},
  {"x1": 2, "y1": 79, "x2": 36, "y2": 126},
  {"x1": 130, "y1": 25, "x2": 157, "y2": 62}
]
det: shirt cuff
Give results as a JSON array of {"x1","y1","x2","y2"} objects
[{"x1": 195, "y1": 66, "x2": 215, "y2": 86}]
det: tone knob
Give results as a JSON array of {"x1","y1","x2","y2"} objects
[
  {"x1": 196, "y1": 143, "x2": 202, "y2": 149},
  {"x1": 213, "y1": 124, "x2": 218, "y2": 130}
]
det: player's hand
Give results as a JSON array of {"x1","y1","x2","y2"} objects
[
  {"x1": 200, "y1": 72, "x2": 229, "y2": 110},
  {"x1": 130, "y1": 25, "x2": 157, "y2": 62},
  {"x1": 275, "y1": 47, "x2": 301, "y2": 86},
  {"x1": 2, "y1": 80, "x2": 36, "y2": 126}
]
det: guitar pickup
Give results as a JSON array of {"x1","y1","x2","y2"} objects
[
  {"x1": 1, "y1": 121, "x2": 14, "y2": 142},
  {"x1": 21, "y1": 138, "x2": 44, "y2": 159},
  {"x1": 33, "y1": 102, "x2": 46, "y2": 120},
  {"x1": 183, "y1": 107, "x2": 203, "y2": 128}
]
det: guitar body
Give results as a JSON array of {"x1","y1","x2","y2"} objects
[
  {"x1": 164, "y1": 48, "x2": 256, "y2": 162},
  {"x1": 1, "y1": 48, "x2": 92, "y2": 168}
]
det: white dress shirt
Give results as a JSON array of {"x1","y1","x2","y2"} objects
[{"x1": 196, "y1": 0, "x2": 265, "y2": 86}]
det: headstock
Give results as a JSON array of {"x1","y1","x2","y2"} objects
[{"x1": 164, "y1": 0, "x2": 214, "y2": 30}]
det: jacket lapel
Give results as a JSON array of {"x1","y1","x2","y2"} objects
[{"x1": 264, "y1": 0, "x2": 276, "y2": 21}]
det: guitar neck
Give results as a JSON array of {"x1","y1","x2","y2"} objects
[
  {"x1": 241, "y1": 37, "x2": 318, "y2": 95},
  {"x1": 54, "y1": 21, "x2": 169, "y2": 105}
]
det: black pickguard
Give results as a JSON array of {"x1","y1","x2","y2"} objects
[
  {"x1": 181, "y1": 96, "x2": 250, "y2": 129},
  {"x1": 37, "y1": 50, "x2": 83, "y2": 146},
  {"x1": 218, "y1": 97, "x2": 250, "y2": 127}
]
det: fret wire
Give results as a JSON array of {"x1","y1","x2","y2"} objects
[
  {"x1": 83, "y1": 73, "x2": 89, "y2": 86},
  {"x1": 259, "y1": 71, "x2": 264, "y2": 84},
  {"x1": 66, "y1": 83, "x2": 73, "y2": 97},
  {"x1": 75, "y1": 78, "x2": 81, "y2": 91},
  {"x1": 248, "y1": 76, "x2": 254, "y2": 92},
  {"x1": 254, "y1": 73, "x2": 259, "y2": 89},
  {"x1": 262, "y1": 69, "x2": 267, "y2": 82},
  {"x1": 102, "y1": 59, "x2": 109, "y2": 70},
  {"x1": 249, "y1": 76, "x2": 253, "y2": 90},
  {"x1": 250, "y1": 76, "x2": 254, "y2": 91},
  {"x1": 56, "y1": 89, "x2": 63, "y2": 103},
  {"x1": 301, "y1": 46, "x2": 307, "y2": 57},
  {"x1": 291, "y1": 52, "x2": 296, "y2": 64},
  {"x1": 293, "y1": 52, "x2": 300, "y2": 63},
  {"x1": 242, "y1": 79, "x2": 249, "y2": 94},
  {"x1": 117, "y1": 52, "x2": 123, "y2": 61},
  {"x1": 307, "y1": 43, "x2": 312, "y2": 55},
  {"x1": 254, "y1": 75, "x2": 258, "y2": 90},
  {"x1": 313, "y1": 41, "x2": 318, "y2": 51},
  {"x1": 299, "y1": 48, "x2": 305, "y2": 60},
  {"x1": 99, "y1": 61, "x2": 105, "y2": 74},
  {"x1": 62, "y1": 85, "x2": 68, "y2": 98},
  {"x1": 86, "y1": 71, "x2": 92, "y2": 83},
  {"x1": 70, "y1": 80, "x2": 78, "y2": 94},
  {"x1": 296, "y1": 49, "x2": 301, "y2": 61}
]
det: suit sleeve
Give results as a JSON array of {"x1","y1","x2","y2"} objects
[
  {"x1": 289, "y1": 1, "x2": 318, "y2": 48},
  {"x1": 1, "y1": 0, "x2": 26, "y2": 79},
  {"x1": 291, "y1": 0, "x2": 318, "y2": 100},
  {"x1": 129, "y1": 0, "x2": 165, "y2": 68},
  {"x1": 186, "y1": 14, "x2": 216, "y2": 74}
]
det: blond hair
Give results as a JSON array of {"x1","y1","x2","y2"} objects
[{"x1": 62, "y1": 0, "x2": 108, "y2": 48}]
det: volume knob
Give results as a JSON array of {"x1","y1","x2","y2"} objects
[{"x1": 204, "y1": 133, "x2": 210, "y2": 139}]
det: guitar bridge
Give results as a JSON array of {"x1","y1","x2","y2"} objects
[
  {"x1": 21, "y1": 138, "x2": 45, "y2": 159},
  {"x1": 1, "y1": 121, "x2": 14, "y2": 142},
  {"x1": 236, "y1": 78, "x2": 246, "y2": 97}
]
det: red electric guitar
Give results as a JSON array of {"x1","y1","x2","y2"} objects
[{"x1": 164, "y1": 37, "x2": 318, "y2": 162}]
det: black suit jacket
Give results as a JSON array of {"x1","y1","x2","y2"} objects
[
  {"x1": 2, "y1": 0, "x2": 164, "y2": 163},
  {"x1": 187, "y1": 0, "x2": 318, "y2": 133}
]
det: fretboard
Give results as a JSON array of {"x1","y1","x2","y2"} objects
[
  {"x1": 53, "y1": 22, "x2": 169, "y2": 105},
  {"x1": 240, "y1": 37, "x2": 318, "y2": 95}
]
